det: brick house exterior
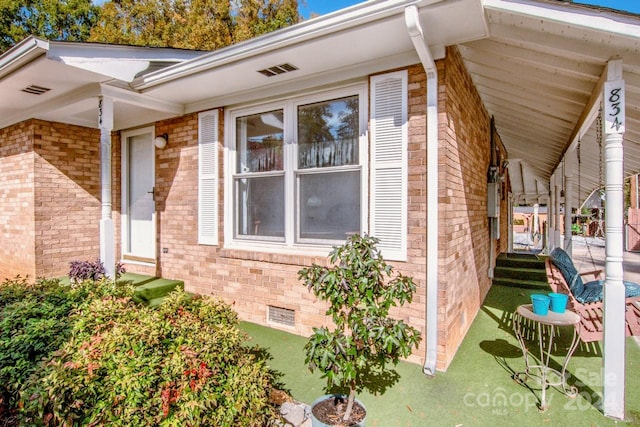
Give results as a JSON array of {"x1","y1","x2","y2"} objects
[
  {"x1": 0, "y1": 120, "x2": 101, "y2": 279},
  {"x1": 138, "y1": 48, "x2": 507, "y2": 369},
  {"x1": 0, "y1": 44, "x2": 508, "y2": 370},
  {"x1": 4, "y1": 0, "x2": 640, "y2": 417}
]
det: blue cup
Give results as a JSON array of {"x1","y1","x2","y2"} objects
[
  {"x1": 548, "y1": 292, "x2": 568, "y2": 313},
  {"x1": 531, "y1": 294, "x2": 550, "y2": 315}
]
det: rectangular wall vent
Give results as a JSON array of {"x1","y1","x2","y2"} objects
[
  {"x1": 257, "y1": 63, "x2": 298, "y2": 77},
  {"x1": 21, "y1": 85, "x2": 51, "y2": 95},
  {"x1": 268, "y1": 305, "x2": 295, "y2": 327}
]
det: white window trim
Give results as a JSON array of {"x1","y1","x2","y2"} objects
[{"x1": 223, "y1": 83, "x2": 369, "y2": 254}]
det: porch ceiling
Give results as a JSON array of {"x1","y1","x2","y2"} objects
[{"x1": 459, "y1": 0, "x2": 640, "y2": 207}]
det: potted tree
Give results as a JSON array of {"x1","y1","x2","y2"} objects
[{"x1": 298, "y1": 234, "x2": 421, "y2": 426}]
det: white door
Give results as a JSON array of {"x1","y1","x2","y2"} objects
[{"x1": 122, "y1": 129, "x2": 156, "y2": 262}]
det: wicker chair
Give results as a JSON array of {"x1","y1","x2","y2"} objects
[{"x1": 545, "y1": 248, "x2": 640, "y2": 343}]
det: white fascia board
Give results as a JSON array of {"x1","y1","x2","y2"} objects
[
  {"x1": 0, "y1": 36, "x2": 49, "y2": 79},
  {"x1": 100, "y1": 84, "x2": 184, "y2": 115},
  {"x1": 47, "y1": 41, "x2": 203, "y2": 62},
  {"x1": 134, "y1": 0, "x2": 446, "y2": 90},
  {"x1": 483, "y1": 0, "x2": 640, "y2": 39}
]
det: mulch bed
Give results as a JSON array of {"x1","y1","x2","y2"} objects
[
  {"x1": 311, "y1": 395, "x2": 366, "y2": 426},
  {"x1": 0, "y1": 409, "x2": 17, "y2": 427}
]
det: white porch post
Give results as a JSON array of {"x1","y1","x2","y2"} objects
[
  {"x1": 508, "y1": 193, "x2": 514, "y2": 253},
  {"x1": 563, "y1": 174, "x2": 573, "y2": 256},
  {"x1": 99, "y1": 96, "x2": 116, "y2": 278},
  {"x1": 602, "y1": 59, "x2": 626, "y2": 420},
  {"x1": 555, "y1": 175, "x2": 562, "y2": 248},
  {"x1": 533, "y1": 203, "x2": 539, "y2": 241},
  {"x1": 549, "y1": 176, "x2": 555, "y2": 252},
  {"x1": 564, "y1": 151, "x2": 576, "y2": 257}
]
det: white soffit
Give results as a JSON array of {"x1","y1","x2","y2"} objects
[
  {"x1": 47, "y1": 41, "x2": 202, "y2": 82},
  {"x1": 462, "y1": 0, "x2": 640, "y2": 206}
]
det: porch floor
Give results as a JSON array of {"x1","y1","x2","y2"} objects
[{"x1": 240, "y1": 282, "x2": 640, "y2": 425}]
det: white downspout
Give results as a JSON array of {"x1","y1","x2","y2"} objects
[{"x1": 405, "y1": 5, "x2": 439, "y2": 376}]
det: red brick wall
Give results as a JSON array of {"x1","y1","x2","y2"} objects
[
  {"x1": 0, "y1": 120, "x2": 104, "y2": 280},
  {"x1": 32, "y1": 120, "x2": 102, "y2": 277},
  {"x1": 437, "y1": 46, "x2": 495, "y2": 368},
  {"x1": 119, "y1": 52, "x2": 500, "y2": 370},
  {"x1": 0, "y1": 121, "x2": 36, "y2": 279},
  {"x1": 143, "y1": 78, "x2": 430, "y2": 355},
  {"x1": 146, "y1": 112, "x2": 337, "y2": 336},
  {"x1": 1, "y1": 52, "x2": 500, "y2": 371}
]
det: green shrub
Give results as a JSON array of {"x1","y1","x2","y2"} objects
[
  {"x1": 20, "y1": 289, "x2": 278, "y2": 426},
  {"x1": 0, "y1": 277, "x2": 102, "y2": 410}
]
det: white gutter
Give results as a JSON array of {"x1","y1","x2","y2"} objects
[
  {"x1": 405, "y1": 5, "x2": 439, "y2": 376},
  {"x1": 482, "y1": 0, "x2": 640, "y2": 38},
  {"x1": 0, "y1": 36, "x2": 48, "y2": 79},
  {"x1": 135, "y1": 0, "x2": 446, "y2": 90}
]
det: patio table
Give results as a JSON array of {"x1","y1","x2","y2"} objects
[{"x1": 512, "y1": 304, "x2": 581, "y2": 411}]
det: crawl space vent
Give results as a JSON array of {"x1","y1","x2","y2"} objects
[
  {"x1": 268, "y1": 306, "x2": 295, "y2": 327},
  {"x1": 21, "y1": 85, "x2": 51, "y2": 95},
  {"x1": 257, "y1": 63, "x2": 298, "y2": 77}
]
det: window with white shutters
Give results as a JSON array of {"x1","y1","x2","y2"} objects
[
  {"x1": 370, "y1": 71, "x2": 408, "y2": 261},
  {"x1": 198, "y1": 109, "x2": 219, "y2": 245},
  {"x1": 225, "y1": 85, "x2": 367, "y2": 250}
]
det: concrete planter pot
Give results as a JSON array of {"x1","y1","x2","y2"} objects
[{"x1": 310, "y1": 394, "x2": 366, "y2": 427}]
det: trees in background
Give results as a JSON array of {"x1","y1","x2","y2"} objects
[
  {"x1": 0, "y1": 0, "x2": 300, "y2": 53},
  {"x1": 0, "y1": 0, "x2": 99, "y2": 52},
  {"x1": 88, "y1": 0, "x2": 300, "y2": 50}
]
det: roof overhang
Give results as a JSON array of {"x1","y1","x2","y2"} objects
[
  {"x1": 134, "y1": 0, "x2": 488, "y2": 111},
  {"x1": 0, "y1": 37, "x2": 202, "y2": 130}
]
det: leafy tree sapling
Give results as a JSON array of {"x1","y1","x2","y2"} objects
[{"x1": 298, "y1": 234, "x2": 421, "y2": 423}]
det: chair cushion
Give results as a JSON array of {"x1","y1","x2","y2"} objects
[
  {"x1": 549, "y1": 248, "x2": 585, "y2": 296},
  {"x1": 576, "y1": 280, "x2": 640, "y2": 304}
]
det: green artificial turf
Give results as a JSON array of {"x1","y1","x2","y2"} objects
[
  {"x1": 60, "y1": 273, "x2": 183, "y2": 306},
  {"x1": 240, "y1": 284, "x2": 640, "y2": 426}
]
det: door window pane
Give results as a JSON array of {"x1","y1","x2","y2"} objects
[
  {"x1": 236, "y1": 175, "x2": 285, "y2": 238},
  {"x1": 299, "y1": 170, "x2": 360, "y2": 240},
  {"x1": 298, "y1": 96, "x2": 359, "y2": 169},
  {"x1": 236, "y1": 110, "x2": 284, "y2": 173}
]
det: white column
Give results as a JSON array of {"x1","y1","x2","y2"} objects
[
  {"x1": 564, "y1": 174, "x2": 573, "y2": 257},
  {"x1": 555, "y1": 175, "x2": 562, "y2": 249},
  {"x1": 533, "y1": 203, "x2": 539, "y2": 240},
  {"x1": 99, "y1": 96, "x2": 116, "y2": 279},
  {"x1": 602, "y1": 59, "x2": 626, "y2": 420},
  {"x1": 549, "y1": 178, "x2": 555, "y2": 252},
  {"x1": 508, "y1": 194, "x2": 514, "y2": 253}
]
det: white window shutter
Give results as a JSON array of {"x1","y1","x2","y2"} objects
[
  {"x1": 370, "y1": 71, "x2": 408, "y2": 261},
  {"x1": 198, "y1": 109, "x2": 219, "y2": 245}
]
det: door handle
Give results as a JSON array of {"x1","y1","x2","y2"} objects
[{"x1": 147, "y1": 187, "x2": 155, "y2": 201}]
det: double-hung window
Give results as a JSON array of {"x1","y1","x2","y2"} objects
[{"x1": 227, "y1": 85, "x2": 367, "y2": 249}]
